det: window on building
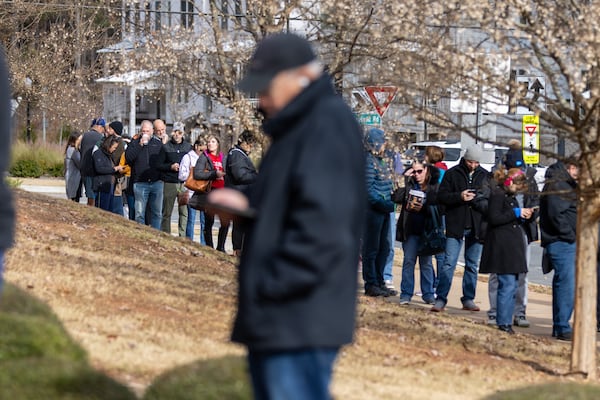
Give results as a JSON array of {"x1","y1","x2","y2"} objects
[
  {"x1": 234, "y1": 0, "x2": 243, "y2": 25},
  {"x1": 220, "y1": 0, "x2": 229, "y2": 30},
  {"x1": 155, "y1": 1, "x2": 162, "y2": 31},
  {"x1": 181, "y1": 0, "x2": 194, "y2": 29}
]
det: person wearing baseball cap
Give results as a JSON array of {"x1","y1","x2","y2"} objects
[{"x1": 209, "y1": 33, "x2": 366, "y2": 400}]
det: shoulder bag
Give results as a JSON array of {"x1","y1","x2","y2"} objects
[
  {"x1": 184, "y1": 168, "x2": 212, "y2": 193},
  {"x1": 417, "y1": 205, "x2": 447, "y2": 256}
]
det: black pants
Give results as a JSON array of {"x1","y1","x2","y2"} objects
[{"x1": 204, "y1": 211, "x2": 230, "y2": 251}]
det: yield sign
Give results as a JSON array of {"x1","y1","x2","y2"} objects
[
  {"x1": 524, "y1": 125, "x2": 537, "y2": 136},
  {"x1": 365, "y1": 86, "x2": 398, "y2": 117}
]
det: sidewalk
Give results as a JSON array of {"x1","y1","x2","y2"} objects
[{"x1": 387, "y1": 263, "x2": 556, "y2": 338}]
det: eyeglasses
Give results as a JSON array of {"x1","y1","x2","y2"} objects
[{"x1": 413, "y1": 169, "x2": 424, "y2": 175}]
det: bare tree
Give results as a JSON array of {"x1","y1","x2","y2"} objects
[{"x1": 0, "y1": 0, "x2": 119, "y2": 139}]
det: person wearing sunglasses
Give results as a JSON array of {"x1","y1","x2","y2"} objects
[{"x1": 394, "y1": 158, "x2": 440, "y2": 305}]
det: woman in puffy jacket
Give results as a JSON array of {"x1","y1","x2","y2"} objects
[{"x1": 362, "y1": 128, "x2": 396, "y2": 297}]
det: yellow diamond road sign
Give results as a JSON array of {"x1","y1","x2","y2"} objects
[{"x1": 522, "y1": 115, "x2": 540, "y2": 165}]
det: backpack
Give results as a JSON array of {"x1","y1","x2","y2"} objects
[{"x1": 80, "y1": 147, "x2": 96, "y2": 177}]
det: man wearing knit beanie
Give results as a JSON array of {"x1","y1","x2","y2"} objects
[
  {"x1": 431, "y1": 143, "x2": 491, "y2": 313},
  {"x1": 108, "y1": 121, "x2": 124, "y2": 137}
]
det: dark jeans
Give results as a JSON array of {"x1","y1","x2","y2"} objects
[
  {"x1": 362, "y1": 208, "x2": 391, "y2": 290},
  {"x1": 546, "y1": 241, "x2": 575, "y2": 335}
]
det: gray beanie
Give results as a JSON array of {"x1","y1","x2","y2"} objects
[{"x1": 464, "y1": 144, "x2": 483, "y2": 162}]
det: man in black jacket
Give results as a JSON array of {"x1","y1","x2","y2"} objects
[
  {"x1": 125, "y1": 119, "x2": 164, "y2": 229},
  {"x1": 0, "y1": 46, "x2": 14, "y2": 293},
  {"x1": 157, "y1": 123, "x2": 192, "y2": 235},
  {"x1": 431, "y1": 144, "x2": 490, "y2": 312},
  {"x1": 540, "y1": 158, "x2": 578, "y2": 341},
  {"x1": 208, "y1": 33, "x2": 365, "y2": 400}
]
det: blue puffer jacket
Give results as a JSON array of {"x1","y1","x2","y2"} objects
[{"x1": 364, "y1": 128, "x2": 394, "y2": 214}]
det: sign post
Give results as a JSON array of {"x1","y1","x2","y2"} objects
[{"x1": 522, "y1": 115, "x2": 540, "y2": 164}]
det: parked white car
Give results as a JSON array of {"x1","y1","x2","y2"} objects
[
  {"x1": 405, "y1": 140, "x2": 507, "y2": 172},
  {"x1": 404, "y1": 140, "x2": 547, "y2": 190}
]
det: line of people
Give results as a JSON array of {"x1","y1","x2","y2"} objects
[
  {"x1": 363, "y1": 130, "x2": 580, "y2": 340},
  {"x1": 63, "y1": 118, "x2": 258, "y2": 254}
]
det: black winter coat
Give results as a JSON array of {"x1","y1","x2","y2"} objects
[
  {"x1": 125, "y1": 135, "x2": 163, "y2": 183},
  {"x1": 437, "y1": 158, "x2": 491, "y2": 239},
  {"x1": 479, "y1": 186, "x2": 528, "y2": 274},
  {"x1": 92, "y1": 148, "x2": 116, "y2": 193},
  {"x1": 540, "y1": 161, "x2": 577, "y2": 246},
  {"x1": 225, "y1": 145, "x2": 258, "y2": 192},
  {"x1": 0, "y1": 46, "x2": 14, "y2": 251},
  {"x1": 157, "y1": 139, "x2": 192, "y2": 183},
  {"x1": 394, "y1": 166, "x2": 440, "y2": 242},
  {"x1": 231, "y1": 74, "x2": 366, "y2": 351}
]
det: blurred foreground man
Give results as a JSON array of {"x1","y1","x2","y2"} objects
[
  {"x1": 208, "y1": 33, "x2": 366, "y2": 400},
  {"x1": 0, "y1": 46, "x2": 14, "y2": 294}
]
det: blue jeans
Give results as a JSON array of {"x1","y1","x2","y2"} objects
[
  {"x1": 487, "y1": 272, "x2": 528, "y2": 318},
  {"x1": 186, "y1": 206, "x2": 206, "y2": 245},
  {"x1": 546, "y1": 241, "x2": 575, "y2": 335},
  {"x1": 126, "y1": 193, "x2": 135, "y2": 220},
  {"x1": 133, "y1": 181, "x2": 164, "y2": 230},
  {"x1": 435, "y1": 229, "x2": 482, "y2": 305},
  {"x1": 496, "y1": 274, "x2": 518, "y2": 326},
  {"x1": 362, "y1": 209, "x2": 391, "y2": 289},
  {"x1": 400, "y1": 234, "x2": 435, "y2": 301},
  {"x1": 248, "y1": 348, "x2": 339, "y2": 400},
  {"x1": 83, "y1": 176, "x2": 96, "y2": 200},
  {"x1": 383, "y1": 211, "x2": 396, "y2": 282},
  {"x1": 111, "y1": 195, "x2": 124, "y2": 216},
  {"x1": 95, "y1": 187, "x2": 114, "y2": 212}
]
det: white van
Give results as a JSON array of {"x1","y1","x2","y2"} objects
[{"x1": 405, "y1": 140, "x2": 507, "y2": 172}]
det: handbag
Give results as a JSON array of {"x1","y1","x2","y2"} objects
[
  {"x1": 188, "y1": 191, "x2": 207, "y2": 210},
  {"x1": 417, "y1": 205, "x2": 447, "y2": 256},
  {"x1": 177, "y1": 190, "x2": 189, "y2": 206},
  {"x1": 184, "y1": 168, "x2": 212, "y2": 193}
]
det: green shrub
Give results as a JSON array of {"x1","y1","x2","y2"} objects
[
  {"x1": 0, "y1": 358, "x2": 137, "y2": 400},
  {"x1": 9, "y1": 158, "x2": 44, "y2": 177},
  {"x1": 484, "y1": 382, "x2": 600, "y2": 399},
  {"x1": 10, "y1": 140, "x2": 65, "y2": 177},
  {"x1": 144, "y1": 355, "x2": 252, "y2": 400}
]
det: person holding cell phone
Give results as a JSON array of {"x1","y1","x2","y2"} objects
[
  {"x1": 479, "y1": 167, "x2": 537, "y2": 334},
  {"x1": 485, "y1": 146, "x2": 540, "y2": 328},
  {"x1": 431, "y1": 144, "x2": 491, "y2": 313}
]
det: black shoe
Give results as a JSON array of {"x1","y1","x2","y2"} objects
[
  {"x1": 498, "y1": 325, "x2": 515, "y2": 335},
  {"x1": 365, "y1": 286, "x2": 387, "y2": 297},
  {"x1": 381, "y1": 286, "x2": 398, "y2": 296},
  {"x1": 556, "y1": 331, "x2": 573, "y2": 341}
]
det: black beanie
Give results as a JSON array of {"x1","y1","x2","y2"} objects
[{"x1": 109, "y1": 121, "x2": 123, "y2": 136}]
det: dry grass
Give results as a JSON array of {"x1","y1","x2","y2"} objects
[{"x1": 5, "y1": 189, "x2": 594, "y2": 398}]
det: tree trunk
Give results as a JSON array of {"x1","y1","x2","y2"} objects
[{"x1": 571, "y1": 154, "x2": 600, "y2": 379}]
